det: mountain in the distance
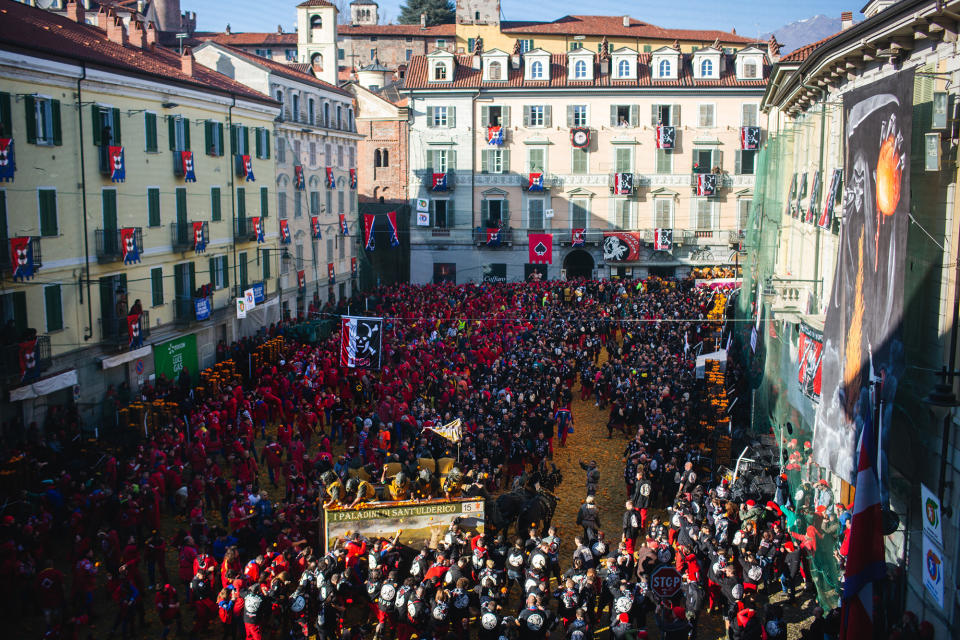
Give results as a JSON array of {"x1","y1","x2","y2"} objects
[{"x1": 761, "y1": 14, "x2": 849, "y2": 54}]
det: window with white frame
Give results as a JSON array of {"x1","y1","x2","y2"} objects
[
  {"x1": 571, "y1": 199, "x2": 589, "y2": 228},
  {"x1": 571, "y1": 148, "x2": 588, "y2": 174},
  {"x1": 572, "y1": 105, "x2": 588, "y2": 127},
  {"x1": 743, "y1": 59, "x2": 759, "y2": 78},
  {"x1": 528, "y1": 148, "x2": 546, "y2": 173},
  {"x1": 698, "y1": 104, "x2": 716, "y2": 128},
  {"x1": 531, "y1": 60, "x2": 544, "y2": 79},
  {"x1": 488, "y1": 60, "x2": 503, "y2": 80},
  {"x1": 614, "y1": 199, "x2": 631, "y2": 229},
  {"x1": 296, "y1": 243, "x2": 304, "y2": 270},
  {"x1": 574, "y1": 59, "x2": 588, "y2": 79},
  {"x1": 483, "y1": 149, "x2": 507, "y2": 173},
  {"x1": 658, "y1": 59, "x2": 672, "y2": 77},
  {"x1": 211, "y1": 255, "x2": 230, "y2": 290},
  {"x1": 528, "y1": 198, "x2": 545, "y2": 229},
  {"x1": 654, "y1": 198, "x2": 673, "y2": 228},
  {"x1": 518, "y1": 39, "x2": 533, "y2": 52},
  {"x1": 278, "y1": 191, "x2": 288, "y2": 218},
  {"x1": 277, "y1": 136, "x2": 286, "y2": 163},
  {"x1": 431, "y1": 106, "x2": 448, "y2": 127},
  {"x1": 433, "y1": 62, "x2": 448, "y2": 80},
  {"x1": 617, "y1": 59, "x2": 631, "y2": 77},
  {"x1": 529, "y1": 105, "x2": 545, "y2": 127},
  {"x1": 433, "y1": 199, "x2": 449, "y2": 228},
  {"x1": 614, "y1": 147, "x2": 632, "y2": 173},
  {"x1": 741, "y1": 103, "x2": 759, "y2": 127},
  {"x1": 737, "y1": 198, "x2": 752, "y2": 230},
  {"x1": 694, "y1": 198, "x2": 715, "y2": 229}
]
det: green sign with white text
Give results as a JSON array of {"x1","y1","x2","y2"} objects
[{"x1": 153, "y1": 334, "x2": 198, "y2": 383}]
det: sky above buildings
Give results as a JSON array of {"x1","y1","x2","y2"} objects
[{"x1": 189, "y1": 0, "x2": 860, "y2": 38}]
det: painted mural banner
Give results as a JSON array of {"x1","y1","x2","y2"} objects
[
  {"x1": 797, "y1": 322, "x2": 824, "y2": 399},
  {"x1": 813, "y1": 69, "x2": 912, "y2": 483},
  {"x1": 323, "y1": 498, "x2": 484, "y2": 551},
  {"x1": 153, "y1": 334, "x2": 199, "y2": 382}
]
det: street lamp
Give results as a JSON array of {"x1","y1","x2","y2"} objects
[{"x1": 923, "y1": 368, "x2": 960, "y2": 518}]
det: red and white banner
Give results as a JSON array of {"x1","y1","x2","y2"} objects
[
  {"x1": 528, "y1": 233, "x2": 553, "y2": 264},
  {"x1": 297, "y1": 270, "x2": 306, "y2": 291},
  {"x1": 363, "y1": 214, "x2": 376, "y2": 251},
  {"x1": 340, "y1": 316, "x2": 383, "y2": 369},
  {"x1": 602, "y1": 231, "x2": 642, "y2": 262},
  {"x1": 797, "y1": 323, "x2": 823, "y2": 398},
  {"x1": 571, "y1": 228, "x2": 585, "y2": 247},
  {"x1": 654, "y1": 228, "x2": 673, "y2": 251}
]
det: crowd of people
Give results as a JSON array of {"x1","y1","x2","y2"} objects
[{"x1": 0, "y1": 278, "x2": 861, "y2": 640}]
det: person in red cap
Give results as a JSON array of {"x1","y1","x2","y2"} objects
[
  {"x1": 154, "y1": 583, "x2": 182, "y2": 639},
  {"x1": 610, "y1": 611, "x2": 636, "y2": 639},
  {"x1": 654, "y1": 599, "x2": 691, "y2": 639}
]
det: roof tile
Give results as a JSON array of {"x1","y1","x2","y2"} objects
[
  {"x1": 207, "y1": 43, "x2": 353, "y2": 97},
  {"x1": 779, "y1": 31, "x2": 842, "y2": 63},
  {"x1": 500, "y1": 15, "x2": 753, "y2": 43}
]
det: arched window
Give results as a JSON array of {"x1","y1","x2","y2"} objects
[
  {"x1": 310, "y1": 15, "x2": 322, "y2": 28},
  {"x1": 743, "y1": 61, "x2": 758, "y2": 78},
  {"x1": 374, "y1": 149, "x2": 382, "y2": 167},
  {"x1": 311, "y1": 52, "x2": 323, "y2": 71},
  {"x1": 381, "y1": 149, "x2": 389, "y2": 167},
  {"x1": 700, "y1": 59, "x2": 713, "y2": 76},
  {"x1": 531, "y1": 60, "x2": 543, "y2": 79},
  {"x1": 488, "y1": 61, "x2": 502, "y2": 80},
  {"x1": 658, "y1": 59, "x2": 671, "y2": 77},
  {"x1": 574, "y1": 59, "x2": 588, "y2": 78},
  {"x1": 275, "y1": 89, "x2": 283, "y2": 102},
  {"x1": 308, "y1": 98, "x2": 315, "y2": 125},
  {"x1": 617, "y1": 59, "x2": 630, "y2": 77},
  {"x1": 433, "y1": 63, "x2": 447, "y2": 80},
  {"x1": 323, "y1": 102, "x2": 330, "y2": 127}
]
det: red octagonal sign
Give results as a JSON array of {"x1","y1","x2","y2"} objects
[{"x1": 651, "y1": 566, "x2": 682, "y2": 599}]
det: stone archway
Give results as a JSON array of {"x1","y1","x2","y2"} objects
[{"x1": 563, "y1": 249, "x2": 594, "y2": 280}]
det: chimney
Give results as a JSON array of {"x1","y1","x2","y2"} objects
[
  {"x1": 420, "y1": 12, "x2": 426, "y2": 29},
  {"x1": 181, "y1": 46, "x2": 195, "y2": 77},
  {"x1": 137, "y1": 0, "x2": 145, "y2": 14},
  {"x1": 146, "y1": 21, "x2": 158, "y2": 46},
  {"x1": 225, "y1": 23, "x2": 231, "y2": 35},
  {"x1": 278, "y1": 24, "x2": 283, "y2": 34},
  {"x1": 106, "y1": 12, "x2": 128, "y2": 47},
  {"x1": 841, "y1": 11, "x2": 854, "y2": 30},
  {"x1": 96, "y1": 7, "x2": 108, "y2": 28},
  {"x1": 65, "y1": 0, "x2": 84, "y2": 23},
  {"x1": 129, "y1": 18, "x2": 148, "y2": 48},
  {"x1": 622, "y1": 15, "x2": 630, "y2": 28}
]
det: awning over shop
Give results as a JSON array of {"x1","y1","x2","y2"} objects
[
  {"x1": 10, "y1": 369, "x2": 78, "y2": 402},
  {"x1": 101, "y1": 345, "x2": 153, "y2": 370}
]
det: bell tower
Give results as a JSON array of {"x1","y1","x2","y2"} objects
[
  {"x1": 296, "y1": 0, "x2": 338, "y2": 85},
  {"x1": 456, "y1": 0, "x2": 500, "y2": 26}
]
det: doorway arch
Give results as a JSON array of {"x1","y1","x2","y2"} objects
[{"x1": 563, "y1": 249, "x2": 594, "y2": 280}]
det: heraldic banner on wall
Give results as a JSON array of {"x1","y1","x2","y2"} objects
[{"x1": 813, "y1": 69, "x2": 912, "y2": 483}]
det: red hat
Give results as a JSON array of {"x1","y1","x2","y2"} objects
[
  {"x1": 816, "y1": 505, "x2": 827, "y2": 515},
  {"x1": 780, "y1": 473, "x2": 788, "y2": 480},
  {"x1": 618, "y1": 612, "x2": 630, "y2": 624},
  {"x1": 819, "y1": 479, "x2": 829, "y2": 486},
  {"x1": 232, "y1": 578, "x2": 244, "y2": 591},
  {"x1": 746, "y1": 499, "x2": 756, "y2": 507},
  {"x1": 672, "y1": 605, "x2": 686, "y2": 620},
  {"x1": 804, "y1": 441, "x2": 812, "y2": 448},
  {"x1": 783, "y1": 542, "x2": 796, "y2": 552},
  {"x1": 766, "y1": 501, "x2": 783, "y2": 516}
]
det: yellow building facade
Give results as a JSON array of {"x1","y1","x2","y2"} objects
[{"x1": 0, "y1": 1, "x2": 280, "y2": 429}]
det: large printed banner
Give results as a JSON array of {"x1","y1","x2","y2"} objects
[
  {"x1": 340, "y1": 315, "x2": 383, "y2": 369},
  {"x1": 798, "y1": 322, "x2": 823, "y2": 399},
  {"x1": 602, "y1": 232, "x2": 642, "y2": 262},
  {"x1": 324, "y1": 499, "x2": 484, "y2": 552},
  {"x1": 813, "y1": 69, "x2": 912, "y2": 483}
]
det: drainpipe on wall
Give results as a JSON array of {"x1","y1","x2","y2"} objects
[
  {"x1": 77, "y1": 62, "x2": 93, "y2": 341},
  {"x1": 228, "y1": 95, "x2": 237, "y2": 333}
]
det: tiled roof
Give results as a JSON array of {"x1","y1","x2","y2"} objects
[
  {"x1": 210, "y1": 43, "x2": 353, "y2": 97},
  {"x1": 0, "y1": 0, "x2": 276, "y2": 105},
  {"x1": 338, "y1": 23, "x2": 456, "y2": 36},
  {"x1": 194, "y1": 31, "x2": 297, "y2": 46},
  {"x1": 500, "y1": 15, "x2": 753, "y2": 43},
  {"x1": 297, "y1": 0, "x2": 336, "y2": 8},
  {"x1": 779, "y1": 31, "x2": 842, "y2": 63},
  {"x1": 403, "y1": 52, "x2": 768, "y2": 90}
]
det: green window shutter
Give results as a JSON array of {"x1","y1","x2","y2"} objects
[
  {"x1": 262, "y1": 248, "x2": 271, "y2": 279},
  {"x1": 426, "y1": 106, "x2": 434, "y2": 128},
  {"x1": 211, "y1": 187, "x2": 221, "y2": 222},
  {"x1": 480, "y1": 199, "x2": 489, "y2": 223},
  {"x1": 502, "y1": 106, "x2": 510, "y2": 127},
  {"x1": 651, "y1": 104, "x2": 659, "y2": 126},
  {"x1": 168, "y1": 115, "x2": 176, "y2": 150},
  {"x1": 544, "y1": 106, "x2": 552, "y2": 127},
  {"x1": 39, "y1": 189, "x2": 57, "y2": 236},
  {"x1": 208, "y1": 257, "x2": 215, "y2": 287},
  {"x1": 205, "y1": 121, "x2": 213, "y2": 156},
  {"x1": 45, "y1": 284, "x2": 63, "y2": 332},
  {"x1": 24, "y1": 96, "x2": 36, "y2": 144},
  {"x1": 566, "y1": 105, "x2": 574, "y2": 128},
  {"x1": 91, "y1": 105, "x2": 102, "y2": 146},
  {"x1": 263, "y1": 129, "x2": 270, "y2": 159},
  {"x1": 481, "y1": 106, "x2": 489, "y2": 127},
  {"x1": 12, "y1": 291, "x2": 27, "y2": 333},
  {"x1": 260, "y1": 187, "x2": 269, "y2": 217},
  {"x1": 501, "y1": 198, "x2": 510, "y2": 225},
  {"x1": 255, "y1": 128, "x2": 262, "y2": 158},
  {"x1": 183, "y1": 118, "x2": 191, "y2": 150},
  {"x1": 629, "y1": 105, "x2": 639, "y2": 127},
  {"x1": 610, "y1": 105, "x2": 617, "y2": 127},
  {"x1": 523, "y1": 106, "x2": 530, "y2": 127},
  {"x1": 243, "y1": 126, "x2": 249, "y2": 155},
  {"x1": 230, "y1": 124, "x2": 238, "y2": 155},
  {"x1": 239, "y1": 251, "x2": 248, "y2": 287},
  {"x1": 672, "y1": 105, "x2": 681, "y2": 127},
  {"x1": 51, "y1": 100, "x2": 62, "y2": 146},
  {"x1": 145, "y1": 113, "x2": 157, "y2": 152},
  {"x1": 450, "y1": 150, "x2": 456, "y2": 170},
  {"x1": 148, "y1": 188, "x2": 161, "y2": 226},
  {"x1": 217, "y1": 123, "x2": 224, "y2": 155},
  {"x1": 481, "y1": 150, "x2": 488, "y2": 173},
  {"x1": 175, "y1": 187, "x2": 187, "y2": 221},
  {"x1": 188, "y1": 261, "x2": 196, "y2": 296},
  {"x1": 151, "y1": 267, "x2": 164, "y2": 305},
  {"x1": 221, "y1": 256, "x2": 229, "y2": 289},
  {"x1": 502, "y1": 149, "x2": 510, "y2": 172},
  {"x1": 0, "y1": 92, "x2": 11, "y2": 137},
  {"x1": 237, "y1": 187, "x2": 246, "y2": 218},
  {"x1": 112, "y1": 107, "x2": 122, "y2": 144},
  {"x1": 448, "y1": 107, "x2": 456, "y2": 128}
]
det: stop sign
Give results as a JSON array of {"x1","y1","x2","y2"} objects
[{"x1": 650, "y1": 566, "x2": 682, "y2": 599}]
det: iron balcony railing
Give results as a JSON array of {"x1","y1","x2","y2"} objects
[
  {"x1": 0, "y1": 334, "x2": 51, "y2": 385},
  {"x1": 171, "y1": 222, "x2": 207, "y2": 252},
  {"x1": 101, "y1": 310, "x2": 151, "y2": 346},
  {"x1": 234, "y1": 217, "x2": 259, "y2": 242},
  {"x1": 0, "y1": 237, "x2": 42, "y2": 275},
  {"x1": 95, "y1": 228, "x2": 142, "y2": 263}
]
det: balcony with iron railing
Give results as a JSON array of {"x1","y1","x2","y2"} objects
[
  {"x1": 472, "y1": 227, "x2": 514, "y2": 246},
  {"x1": 416, "y1": 169, "x2": 457, "y2": 191},
  {"x1": 0, "y1": 237, "x2": 42, "y2": 276},
  {"x1": 174, "y1": 296, "x2": 212, "y2": 325},
  {"x1": 171, "y1": 222, "x2": 207, "y2": 252},
  {"x1": 0, "y1": 334, "x2": 51, "y2": 385},
  {"x1": 234, "y1": 217, "x2": 259, "y2": 242},
  {"x1": 95, "y1": 228, "x2": 142, "y2": 263},
  {"x1": 101, "y1": 310, "x2": 151, "y2": 347}
]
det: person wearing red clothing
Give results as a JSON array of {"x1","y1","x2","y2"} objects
[
  {"x1": 155, "y1": 583, "x2": 182, "y2": 638},
  {"x1": 344, "y1": 533, "x2": 367, "y2": 570},
  {"x1": 178, "y1": 537, "x2": 198, "y2": 586}
]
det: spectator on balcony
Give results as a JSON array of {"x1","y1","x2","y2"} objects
[{"x1": 129, "y1": 298, "x2": 143, "y2": 320}]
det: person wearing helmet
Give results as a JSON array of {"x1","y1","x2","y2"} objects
[
  {"x1": 348, "y1": 477, "x2": 377, "y2": 508},
  {"x1": 388, "y1": 471, "x2": 410, "y2": 501},
  {"x1": 322, "y1": 474, "x2": 344, "y2": 508}
]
